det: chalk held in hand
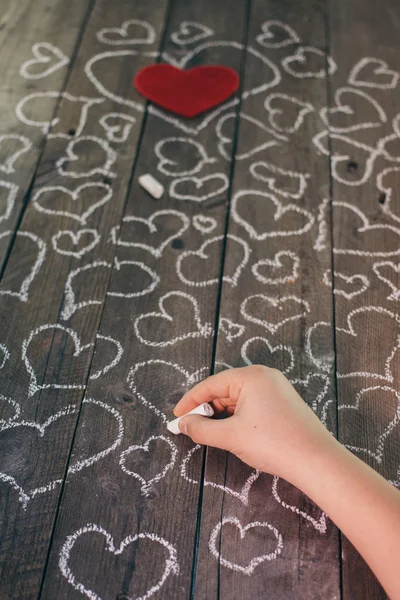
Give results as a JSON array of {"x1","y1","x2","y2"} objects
[
  {"x1": 138, "y1": 173, "x2": 164, "y2": 199},
  {"x1": 167, "y1": 402, "x2": 214, "y2": 435}
]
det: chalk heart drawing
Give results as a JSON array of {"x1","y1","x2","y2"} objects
[
  {"x1": 0, "y1": 135, "x2": 33, "y2": 174},
  {"x1": 209, "y1": 517, "x2": 283, "y2": 575},
  {"x1": 22, "y1": 324, "x2": 123, "y2": 397},
  {"x1": 372, "y1": 261, "x2": 400, "y2": 301},
  {"x1": 19, "y1": 42, "x2": 69, "y2": 79},
  {"x1": 313, "y1": 131, "x2": 377, "y2": 186},
  {"x1": 59, "y1": 525, "x2": 179, "y2": 600},
  {"x1": 334, "y1": 306, "x2": 400, "y2": 381},
  {"x1": 290, "y1": 372, "x2": 331, "y2": 426},
  {"x1": 32, "y1": 182, "x2": 112, "y2": 225},
  {"x1": 51, "y1": 229, "x2": 100, "y2": 259},
  {"x1": 241, "y1": 336, "x2": 295, "y2": 375},
  {"x1": 119, "y1": 435, "x2": 178, "y2": 496},
  {"x1": 127, "y1": 360, "x2": 207, "y2": 423},
  {"x1": 256, "y1": 19, "x2": 301, "y2": 48},
  {"x1": 333, "y1": 201, "x2": 400, "y2": 257},
  {"x1": 241, "y1": 294, "x2": 310, "y2": 335},
  {"x1": 339, "y1": 386, "x2": 400, "y2": 464},
  {"x1": 232, "y1": 190, "x2": 315, "y2": 240},
  {"x1": 176, "y1": 234, "x2": 250, "y2": 287},
  {"x1": 134, "y1": 291, "x2": 213, "y2": 347},
  {"x1": 16, "y1": 91, "x2": 104, "y2": 136},
  {"x1": 180, "y1": 444, "x2": 260, "y2": 505},
  {"x1": 60, "y1": 259, "x2": 159, "y2": 320},
  {"x1": 252, "y1": 250, "x2": 300, "y2": 285},
  {"x1": 192, "y1": 214, "x2": 217, "y2": 235},
  {"x1": 171, "y1": 21, "x2": 214, "y2": 45},
  {"x1": 377, "y1": 166, "x2": 400, "y2": 224},
  {"x1": 0, "y1": 399, "x2": 123, "y2": 509},
  {"x1": 97, "y1": 19, "x2": 156, "y2": 45},
  {"x1": 272, "y1": 477, "x2": 327, "y2": 534},
  {"x1": 282, "y1": 46, "x2": 337, "y2": 79},
  {"x1": 0, "y1": 394, "x2": 20, "y2": 427},
  {"x1": 110, "y1": 209, "x2": 190, "y2": 258},
  {"x1": 0, "y1": 180, "x2": 18, "y2": 224},
  {"x1": 216, "y1": 112, "x2": 286, "y2": 161},
  {"x1": 264, "y1": 93, "x2": 314, "y2": 134},
  {"x1": 348, "y1": 57, "x2": 400, "y2": 90},
  {"x1": 0, "y1": 231, "x2": 46, "y2": 303},
  {"x1": 219, "y1": 318, "x2": 245, "y2": 344},
  {"x1": 56, "y1": 136, "x2": 117, "y2": 179},
  {"x1": 155, "y1": 137, "x2": 217, "y2": 177},
  {"x1": 323, "y1": 269, "x2": 370, "y2": 300},
  {"x1": 0, "y1": 344, "x2": 10, "y2": 373},
  {"x1": 99, "y1": 112, "x2": 136, "y2": 143},
  {"x1": 169, "y1": 173, "x2": 229, "y2": 202},
  {"x1": 320, "y1": 87, "x2": 387, "y2": 133},
  {"x1": 249, "y1": 161, "x2": 309, "y2": 200}
]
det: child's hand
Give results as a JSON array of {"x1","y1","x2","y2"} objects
[{"x1": 173, "y1": 365, "x2": 334, "y2": 486}]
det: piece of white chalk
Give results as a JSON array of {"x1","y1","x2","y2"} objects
[
  {"x1": 167, "y1": 402, "x2": 214, "y2": 435},
  {"x1": 138, "y1": 173, "x2": 164, "y2": 199}
]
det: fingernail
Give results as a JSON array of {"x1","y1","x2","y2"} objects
[{"x1": 179, "y1": 419, "x2": 188, "y2": 435}]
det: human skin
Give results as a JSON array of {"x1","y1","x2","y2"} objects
[{"x1": 174, "y1": 365, "x2": 400, "y2": 600}]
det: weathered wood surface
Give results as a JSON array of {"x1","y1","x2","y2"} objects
[
  {"x1": 0, "y1": 0, "x2": 399, "y2": 598},
  {"x1": 0, "y1": 0, "x2": 169, "y2": 597},
  {"x1": 39, "y1": 1, "x2": 249, "y2": 598},
  {"x1": 193, "y1": 1, "x2": 341, "y2": 598},
  {"x1": 0, "y1": 0, "x2": 93, "y2": 271},
  {"x1": 328, "y1": 0, "x2": 400, "y2": 598}
]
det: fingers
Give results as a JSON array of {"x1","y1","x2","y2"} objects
[
  {"x1": 174, "y1": 369, "x2": 242, "y2": 417},
  {"x1": 179, "y1": 414, "x2": 237, "y2": 450}
]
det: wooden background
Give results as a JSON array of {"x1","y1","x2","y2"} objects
[{"x1": 0, "y1": 0, "x2": 399, "y2": 598}]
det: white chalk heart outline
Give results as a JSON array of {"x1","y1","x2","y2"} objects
[
  {"x1": 169, "y1": 173, "x2": 229, "y2": 202},
  {"x1": 348, "y1": 57, "x2": 399, "y2": 90},
  {"x1": 19, "y1": 42, "x2": 69, "y2": 80},
  {"x1": 171, "y1": 21, "x2": 214, "y2": 45},
  {"x1": 133, "y1": 291, "x2": 213, "y2": 347},
  {"x1": 51, "y1": 229, "x2": 100, "y2": 259},
  {"x1": 176, "y1": 234, "x2": 250, "y2": 287},
  {"x1": 110, "y1": 209, "x2": 190, "y2": 258},
  {"x1": 59, "y1": 524, "x2": 179, "y2": 600},
  {"x1": 32, "y1": 182, "x2": 112, "y2": 225},
  {"x1": 96, "y1": 19, "x2": 156, "y2": 46},
  {"x1": 264, "y1": 93, "x2": 314, "y2": 134},
  {"x1": 240, "y1": 294, "x2": 310, "y2": 334}
]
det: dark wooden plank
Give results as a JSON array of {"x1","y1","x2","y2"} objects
[
  {"x1": 193, "y1": 1, "x2": 342, "y2": 598},
  {"x1": 37, "y1": 1, "x2": 250, "y2": 598},
  {"x1": 0, "y1": 1, "x2": 170, "y2": 597},
  {"x1": 0, "y1": 0, "x2": 94, "y2": 271},
  {"x1": 328, "y1": 0, "x2": 400, "y2": 597}
]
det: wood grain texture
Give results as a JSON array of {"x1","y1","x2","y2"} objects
[
  {"x1": 38, "y1": 1, "x2": 249, "y2": 598},
  {"x1": 0, "y1": 1, "x2": 169, "y2": 597},
  {"x1": 193, "y1": 1, "x2": 341, "y2": 598},
  {"x1": 328, "y1": 0, "x2": 400, "y2": 598},
  {"x1": 0, "y1": 0, "x2": 94, "y2": 271}
]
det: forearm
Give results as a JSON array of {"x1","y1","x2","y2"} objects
[{"x1": 291, "y1": 438, "x2": 400, "y2": 600}]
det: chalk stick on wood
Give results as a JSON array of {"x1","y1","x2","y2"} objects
[
  {"x1": 138, "y1": 173, "x2": 164, "y2": 199},
  {"x1": 167, "y1": 402, "x2": 214, "y2": 435}
]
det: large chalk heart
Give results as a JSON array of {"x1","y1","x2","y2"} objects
[
  {"x1": 127, "y1": 360, "x2": 208, "y2": 423},
  {"x1": 134, "y1": 64, "x2": 239, "y2": 118},
  {"x1": 241, "y1": 336, "x2": 295, "y2": 375},
  {"x1": 0, "y1": 399, "x2": 123, "y2": 508},
  {"x1": 209, "y1": 517, "x2": 283, "y2": 575},
  {"x1": 133, "y1": 291, "x2": 213, "y2": 347},
  {"x1": 180, "y1": 444, "x2": 260, "y2": 505},
  {"x1": 59, "y1": 524, "x2": 179, "y2": 600},
  {"x1": 339, "y1": 386, "x2": 400, "y2": 466},
  {"x1": 272, "y1": 476, "x2": 327, "y2": 534},
  {"x1": 232, "y1": 190, "x2": 315, "y2": 240},
  {"x1": 241, "y1": 294, "x2": 310, "y2": 334},
  {"x1": 176, "y1": 234, "x2": 250, "y2": 287}
]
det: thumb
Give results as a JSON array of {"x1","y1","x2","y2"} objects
[{"x1": 179, "y1": 415, "x2": 236, "y2": 450}]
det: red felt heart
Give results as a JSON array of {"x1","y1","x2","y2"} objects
[{"x1": 134, "y1": 64, "x2": 239, "y2": 118}]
